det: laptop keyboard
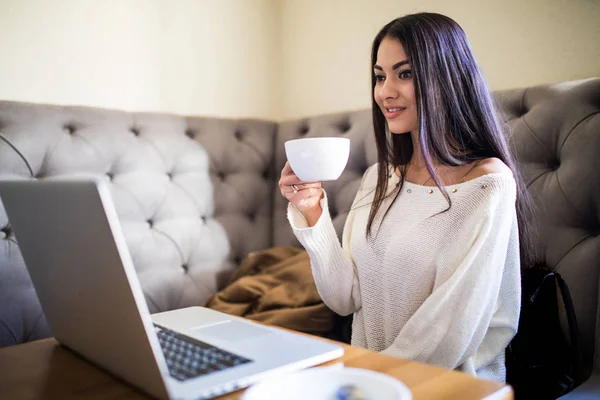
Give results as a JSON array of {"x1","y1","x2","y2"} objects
[{"x1": 154, "y1": 324, "x2": 253, "y2": 382}]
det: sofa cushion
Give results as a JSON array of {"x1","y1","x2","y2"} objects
[
  {"x1": 494, "y1": 79, "x2": 600, "y2": 378},
  {"x1": 0, "y1": 101, "x2": 276, "y2": 346},
  {"x1": 0, "y1": 240, "x2": 51, "y2": 345},
  {"x1": 186, "y1": 116, "x2": 278, "y2": 265}
]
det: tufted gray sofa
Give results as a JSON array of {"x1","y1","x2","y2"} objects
[{"x1": 0, "y1": 78, "x2": 599, "y2": 397}]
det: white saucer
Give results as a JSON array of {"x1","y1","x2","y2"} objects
[{"x1": 242, "y1": 366, "x2": 412, "y2": 400}]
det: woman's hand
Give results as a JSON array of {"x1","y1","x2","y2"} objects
[{"x1": 279, "y1": 162, "x2": 323, "y2": 225}]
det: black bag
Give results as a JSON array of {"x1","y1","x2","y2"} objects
[{"x1": 506, "y1": 265, "x2": 584, "y2": 399}]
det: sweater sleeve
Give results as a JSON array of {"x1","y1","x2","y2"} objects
[
  {"x1": 380, "y1": 175, "x2": 521, "y2": 373},
  {"x1": 287, "y1": 166, "x2": 376, "y2": 316}
]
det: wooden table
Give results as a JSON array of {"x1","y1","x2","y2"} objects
[{"x1": 0, "y1": 338, "x2": 512, "y2": 399}]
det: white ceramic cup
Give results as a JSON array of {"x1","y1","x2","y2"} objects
[{"x1": 284, "y1": 137, "x2": 350, "y2": 182}]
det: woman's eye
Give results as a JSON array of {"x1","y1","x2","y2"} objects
[
  {"x1": 374, "y1": 75, "x2": 385, "y2": 82},
  {"x1": 399, "y1": 70, "x2": 412, "y2": 80}
]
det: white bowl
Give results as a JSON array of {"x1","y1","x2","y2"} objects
[
  {"x1": 242, "y1": 366, "x2": 412, "y2": 400},
  {"x1": 285, "y1": 137, "x2": 350, "y2": 182}
]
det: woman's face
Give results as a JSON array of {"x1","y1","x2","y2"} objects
[{"x1": 373, "y1": 37, "x2": 418, "y2": 135}]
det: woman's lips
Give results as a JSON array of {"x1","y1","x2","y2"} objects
[{"x1": 385, "y1": 107, "x2": 406, "y2": 119}]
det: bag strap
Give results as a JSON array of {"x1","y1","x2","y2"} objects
[
  {"x1": 529, "y1": 271, "x2": 557, "y2": 304},
  {"x1": 555, "y1": 272, "x2": 584, "y2": 384}
]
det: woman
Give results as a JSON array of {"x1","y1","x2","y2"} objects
[{"x1": 279, "y1": 13, "x2": 534, "y2": 382}]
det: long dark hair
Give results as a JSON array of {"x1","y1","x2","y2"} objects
[{"x1": 367, "y1": 12, "x2": 536, "y2": 269}]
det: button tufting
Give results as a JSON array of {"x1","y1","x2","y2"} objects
[
  {"x1": 130, "y1": 127, "x2": 140, "y2": 136},
  {"x1": 182, "y1": 264, "x2": 189, "y2": 273},
  {"x1": 64, "y1": 125, "x2": 76, "y2": 135},
  {"x1": 338, "y1": 120, "x2": 352, "y2": 133},
  {"x1": 234, "y1": 256, "x2": 242, "y2": 264},
  {"x1": 185, "y1": 129, "x2": 195, "y2": 138},
  {"x1": 519, "y1": 105, "x2": 529, "y2": 117},
  {"x1": 217, "y1": 172, "x2": 226, "y2": 181},
  {"x1": 147, "y1": 219, "x2": 153, "y2": 228},
  {"x1": 167, "y1": 172, "x2": 173, "y2": 180},
  {"x1": 106, "y1": 172, "x2": 114, "y2": 180},
  {"x1": 248, "y1": 212, "x2": 256, "y2": 221},
  {"x1": 201, "y1": 215, "x2": 207, "y2": 223},
  {"x1": 299, "y1": 124, "x2": 309, "y2": 136},
  {"x1": 550, "y1": 160, "x2": 561, "y2": 171},
  {"x1": 0, "y1": 226, "x2": 9, "y2": 239},
  {"x1": 234, "y1": 130, "x2": 243, "y2": 140}
]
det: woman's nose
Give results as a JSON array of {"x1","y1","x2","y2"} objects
[{"x1": 380, "y1": 80, "x2": 398, "y2": 99}]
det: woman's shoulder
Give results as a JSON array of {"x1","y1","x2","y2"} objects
[
  {"x1": 467, "y1": 157, "x2": 513, "y2": 181},
  {"x1": 456, "y1": 159, "x2": 517, "y2": 210},
  {"x1": 457, "y1": 157, "x2": 516, "y2": 191}
]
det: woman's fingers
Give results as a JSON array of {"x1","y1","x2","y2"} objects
[
  {"x1": 286, "y1": 182, "x2": 321, "y2": 191},
  {"x1": 279, "y1": 172, "x2": 321, "y2": 188},
  {"x1": 280, "y1": 180, "x2": 321, "y2": 192},
  {"x1": 279, "y1": 162, "x2": 297, "y2": 190},
  {"x1": 279, "y1": 161, "x2": 323, "y2": 214},
  {"x1": 283, "y1": 187, "x2": 322, "y2": 203},
  {"x1": 279, "y1": 162, "x2": 321, "y2": 192},
  {"x1": 279, "y1": 161, "x2": 323, "y2": 215},
  {"x1": 281, "y1": 161, "x2": 293, "y2": 175},
  {"x1": 281, "y1": 183, "x2": 322, "y2": 200}
]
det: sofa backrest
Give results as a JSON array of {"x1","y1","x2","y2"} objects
[
  {"x1": 272, "y1": 78, "x2": 600, "y2": 377},
  {"x1": 493, "y1": 78, "x2": 600, "y2": 378},
  {"x1": 0, "y1": 101, "x2": 276, "y2": 346},
  {"x1": 1, "y1": 78, "x2": 598, "y2": 379}
]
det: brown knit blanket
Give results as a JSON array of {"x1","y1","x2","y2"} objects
[{"x1": 203, "y1": 246, "x2": 335, "y2": 337}]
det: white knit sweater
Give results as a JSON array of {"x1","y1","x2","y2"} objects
[{"x1": 288, "y1": 164, "x2": 521, "y2": 382}]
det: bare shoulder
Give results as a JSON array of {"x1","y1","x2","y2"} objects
[{"x1": 468, "y1": 157, "x2": 513, "y2": 180}]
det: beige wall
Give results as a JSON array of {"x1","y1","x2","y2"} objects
[
  {"x1": 0, "y1": 0, "x2": 164, "y2": 112},
  {"x1": 0, "y1": 0, "x2": 598, "y2": 120},
  {"x1": 159, "y1": 0, "x2": 280, "y2": 119},
  {"x1": 280, "y1": 0, "x2": 600, "y2": 120},
  {"x1": 0, "y1": 0, "x2": 280, "y2": 119}
]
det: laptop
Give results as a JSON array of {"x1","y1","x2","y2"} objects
[{"x1": 0, "y1": 177, "x2": 343, "y2": 400}]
